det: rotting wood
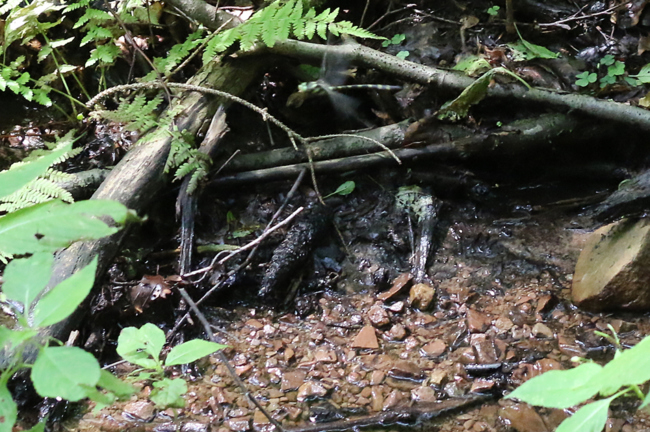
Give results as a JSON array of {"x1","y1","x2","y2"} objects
[{"x1": 210, "y1": 113, "x2": 607, "y2": 186}]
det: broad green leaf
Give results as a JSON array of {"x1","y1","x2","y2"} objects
[
  {"x1": 31, "y1": 258, "x2": 97, "y2": 328},
  {"x1": 117, "y1": 323, "x2": 165, "y2": 369},
  {"x1": 31, "y1": 346, "x2": 100, "y2": 401},
  {"x1": 150, "y1": 378, "x2": 187, "y2": 408},
  {"x1": 0, "y1": 200, "x2": 134, "y2": 256},
  {"x1": 97, "y1": 369, "x2": 136, "y2": 397},
  {"x1": 0, "y1": 382, "x2": 17, "y2": 432},
  {"x1": 165, "y1": 340, "x2": 226, "y2": 367},
  {"x1": 591, "y1": 336, "x2": 650, "y2": 395},
  {"x1": 2, "y1": 253, "x2": 53, "y2": 311},
  {"x1": 0, "y1": 143, "x2": 71, "y2": 199},
  {"x1": 514, "y1": 25, "x2": 558, "y2": 60},
  {"x1": 0, "y1": 326, "x2": 37, "y2": 352},
  {"x1": 556, "y1": 396, "x2": 614, "y2": 432},
  {"x1": 506, "y1": 362, "x2": 602, "y2": 409},
  {"x1": 332, "y1": 181, "x2": 355, "y2": 196},
  {"x1": 635, "y1": 64, "x2": 650, "y2": 83}
]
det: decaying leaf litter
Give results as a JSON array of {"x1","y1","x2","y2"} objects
[{"x1": 7, "y1": 0, "x2": 650, "y2": 431}]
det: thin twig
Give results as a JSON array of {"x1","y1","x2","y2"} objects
[
  {"x1": 176, "y1": 287, "x2": 284, "y2": 431},
  {"x1": 182, "y1": 206, "x2": 304, "y2": 278}
]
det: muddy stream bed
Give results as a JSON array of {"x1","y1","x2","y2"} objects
[{"x1": 66, "y1": 176, "x2": 650, "y2": 432}]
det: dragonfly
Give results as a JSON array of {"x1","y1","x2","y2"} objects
[{"x1": 286, "y1": 40, "x2": 401, "y2": 119}]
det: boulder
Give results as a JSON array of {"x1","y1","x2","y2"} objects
[{"x1": 572, "y1": 218, "x2": 650, "y2": 311}]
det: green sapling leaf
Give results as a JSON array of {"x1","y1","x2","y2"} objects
[
  {"x1": 31, "y1": 257, "x2": 98, "y2": 327},
  {"x1": 165, "y1": 339, "x2": 227, "y2": 367},
  {"x1": 0, "y1": 382, "x2": 17, "y2": 432},
  {"x1": 505, "y1": 362, "x2": 602, "y2": 408},
  {"x1": 589, "y1": 336, "x2": 650, "y2": 396},
  {"x1": 117, "y1": 323, "x2": 166, "y2": 369},
  {"x1": 0, "y1": 200, "x2": 135, "y2": 257},
  {"x1": 2, "y1": 253, "x2": 53, "y2": 314},
  {"x1": 556, "y1": 395, "x2": 615, "y2": 432},
  {"x1": 150, "y1": 378, "x2": 187, "y2": 408},
  {"x1": 31, "y1": 346, "x2": 101, "y2": 401},
  {"x1": 333, "y1": 181, "x2": 355, "y2": 196},
  {"x1": 97, "y1": 369, "x2": 136, "y2": 397}
]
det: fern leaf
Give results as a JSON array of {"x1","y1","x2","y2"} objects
[
  {"x1": 316, "y1": 21, "x2": 328, "y2": 40},
  {"x1": 304, "y1": 20, "x2": 317, "y2": 39},
  {"x1": 239, "y1": 21, "x2": 262, "y2": 51}
]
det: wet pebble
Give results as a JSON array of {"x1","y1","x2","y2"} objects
[
  {"x1": 225, "y1": 416, "x2": 251, "y2": 431},
  {"x1": 382, "y1": 389, "x2": 404, "y2": 410},
  {"x1": 351, "y1": 325, "x2": 379, "y2": 349},
  {"x1": 370, "y1": 370, "x2": 385, "y2": 385},
  {"x1": 122, "y1": 400, "x2": 155, "y2": 421},
  {"x1": 297, "y1": 381, "x2": 328, "y2": 402},
  {"x1": 281, "y1": 370, "x2": 307, "y2": 391},
  {"x1": 421, "y1": 339, "x2": 446, "y2": 357},
  {"x1": 314, "y1": 348, "x2": 337, "y2": 363},
  {"x1": 409, "y1": 283, "x2": 436, "y2": 310},
  {"x1": 378, "y1": 273, "x2": 412, "y2": 301},
  {"x1": 385, "y1": 324, "x2": 407, "y2": 341},
  {"x1": 498, "y1": 402, "x2": 548, "y2": 432},
  {"x1": 467, "y1": 309, "x2": 491, "y2": 333},
  {"x1": 532, "y1": 323, "x2": 554, "y2": 338},
  {"x1": 389, "y1": 360, "x2": 423, "y2": 381},
  {"x1": 411, "y1": 386, "x2": 437, "y2": 402},
  {"x1": 368, "y1": 304, "x2": 390, "y2": 327}
]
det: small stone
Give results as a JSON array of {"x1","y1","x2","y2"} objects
[
  {"x1": 409, "y1": 283, "x2": 436, "y2": 310},
  {"x1": 382, "y1": 389, "x2": 404, "y2": 410},
  {"x1": 368, "y1": 304, "x2": 391, "y2": 327},
  {"x1": 284, "y1": 347, "x2": 295, "y2": 362},
  {"x1": 123, "y1": 401, "x2": 155, "y2": 420},
  {"x1": 371, "y1": 387, "x2": 384, "y2": 411},
  {"x1": 467, "y1": 309, "x2": 491, "y2": 333},
  {"x1": 314, "y1": 348, "x2": 337, "y2": 363},
  {"x1": 351, "y1": 325, "x2": 379, "y2": 349},
  {"x1": 387, "y1": 301, "x2": 405, "y2": 312},
  {"x1": 378, "y1": 273, "x2": 413, "y2": 301},
  {"x1": 421, "y1": 339, "x2": 446, "y2": 357},
  {"x1": 532, "y1": 323, "x2": 554, "y2": 338},
  {"x1": 429, "y1": 369, "x2": 446, "y2": 385},
  {"x1": 360, "y1": 387, "x2": 372, "y2": 398},
  {"x1": 370, "y1": 370, "x2": 385, "y2": 385},
  {"x1": 494, "y1": 317, "x2": 514, "y2": 334},
  {"x1": 252, "y1": 410, "x2": 270, "y2": 426},
  {"x1": 297, "y1": 381, "x2": 328, "y2": 402},
  {"x1": 470, "y1": 378, "x2": 495, "y2": 393},
  {"x1": 389, "y1": 360, "x2": 423, "y2": 381},
  {"x1": 281, "y1": 370, "x2": 307, "y2": 391},
  {"x1": 470, "y1": 334, "x2": 499, "y2": 364},
  {"x1": 385, "y1": 324, "x2": 407, "y2": 341},
  {"x1": 411, "y1": 386, "x2": 437, "y2": 402},
  {"x1": 225, "y1": 417, "x2": 251, "y2": 432},
  {"x1": 245, "y1": 319, "x2": 264, "y2": 330},
  {"x1": 498, "y1": 403, "x2": 547, "y2": 432}
]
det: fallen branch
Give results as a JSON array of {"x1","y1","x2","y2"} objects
[{"x1": 267, "y1": 39, "x2": 650, "y2": 132}]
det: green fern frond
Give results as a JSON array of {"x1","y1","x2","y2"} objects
[
  {"x1": 0, "y1": 132, "x2": 80, "y2": 213},
  {"x1": 201, "y1": 0, "x2": 383, "y2": 62},
  {"x1": 95, "y1": 94, "x2": 163, "y2": 132}
]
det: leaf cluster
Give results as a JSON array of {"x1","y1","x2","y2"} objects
[
  {"x1": 202, "y1": 0, "x2": 383, "y2": 63},
  {"x1": 116, "y1": 323, "x2": 226, "y2": 408},
  {"x1": 507, "y1": 330, "x2": 650, "y2": 432},
  {"x1": 0, "y1": 137, "x2": 139, "y2": 430}
]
